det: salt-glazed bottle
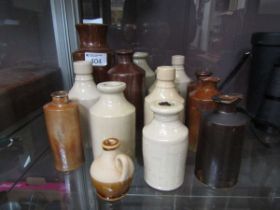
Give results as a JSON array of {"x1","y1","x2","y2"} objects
[
  {"x1": 68, "y1": 61, "x2": 100, "y2": 149},
  {"x1": 172, "y1": 55, "x2": 191, "y2": 99},
  {"x1": 90, "y1": 138, "x2": 134, "y2": 201},
  {"x1": 133, "y1": 52, "x2": 155, "y2": 93},
  {"x1": 144, "y1": 66, "x2": 185, "y2": 125},
  {"x1": 43, "y1": 91, "x2": 84, "y2": 172},
  {"x1": 188, "y1": 76, "x2": 220, "y2": 152},
  {"x1": 90, "y1": 81, "x2": 136, "y2": 159},
  {"x1": 195, "y1": 94, "x2": 247, "y2": 188},
  {"x1": 143, "y1": 100, "x2": 188, "y2": 191},
  {"x1": 73, "y1": 23, "x2": 113, "y2": 84}
]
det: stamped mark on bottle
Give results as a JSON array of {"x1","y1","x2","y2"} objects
[{"x1": 85, "y1": 52, "x2": 107, "y2": 66}]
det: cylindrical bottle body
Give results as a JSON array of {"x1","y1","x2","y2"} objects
[{"x1": 43, "y1": 96, "x2": 84, "y2": 172}]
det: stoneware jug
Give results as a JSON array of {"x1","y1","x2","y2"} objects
[
  {"x1": 73, "y1": 23, "x2": 113, "y2": 84},
  {"x1": 143, "y1": 100, "x2": 188, "y2": 191},
  {"x1": 133, "y1": 52, "x2": 155, "y2": 93},
  {"x1": 69, "y1": 61, "x2": 100, "y2": 149},
  {"x1": 90, "y1": 138, "x2": 134, "y2": 201},
  {"x1": 145, "y1": 66, "x2": 185, "y2": 125},
  {"x1": 172, "y1": 55, "x2": 191, "y2": 99},
  {"x1": 188, "y1": 76, "x2": 220, "y2": 152},
  {"x1": 43, "y1": 91, "x2": 84, "y2": 172},
  {"x1": 90, "y1": 81, "x2": 135, "y2": 159},
  {"x1": 195, "y1": 94, "x2": 247, "y2": 188}
]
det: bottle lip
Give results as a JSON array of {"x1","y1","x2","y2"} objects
[
  {"x1": 51, "y1": 91, "x2": 68, "y2": 98},
  {"x1": 116, "y1": 49, "x2": 134, "y2": 55},
  {"x1": 151, "y1": 100, "x2": 183, "y2": 115},
  {"x1": 133, "y1": 52, "x2": 148, "y2": 58},
  {"x1": 201, "y1": 76, "x2": 220, "y2": 83},
  {"x1": 213, "y1": 94, "x2": 242, "y2": 104},
  {"x1": 97, "y1": 81, "x2": 126, "y2": 93},
  {"x1": 102, "y1": 138, "x2": 120, "y2": 151}
]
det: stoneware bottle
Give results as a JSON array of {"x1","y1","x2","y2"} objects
[
  {"x1": 90, "y1": 138, "x2": 134, "y2": 201},
  {"x1": 195, "y1": 94, "x2": 247, "y2": 188},
  {"x1": 172, "y1": 55, "x2": 191, "y2": 99},
  {"x1": 68, "y1": 61, "x2": 100, "y2": 149},
  {"x1": 43, "y1": 91, "x2": 84, "y2": 172},
  {"x1": 188, "y1": 76, "x2": 220, "y2": 152},
  {"x1": 133, "y1": 52, "x2": 155, "y2": 93},
  {"x1": 186, "y1": 70, "x2": 213, "y2": 125},
  {"x1": 143, "y1": 100, "x2": 188, "y2": 191},
  {"x1": 145, "y1": 66, "x2": 185, "y2": 125},
  {"x1": 73, "y1": 23, "x2": 113, "y2": 84},
  {"x1": 90, "y1": 81, "x2": 135, "y2": 159}
]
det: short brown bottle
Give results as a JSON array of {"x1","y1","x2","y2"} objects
[
  {"x1": 195, "y1": 94, "x2": 247, "y2": 188},
  {"x1": 43, "y1": 91, "x2": 84, "y2": 172},
  {"x1": 73, "y1": 24, "x2": 113, "y2": 84},
  {"x1": 188, "y1": 76, "x2": 220, "y2": 152}
]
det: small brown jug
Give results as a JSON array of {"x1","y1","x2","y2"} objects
[{"x1": 90, "y1": 138, "x2": 134, "y2": 201}]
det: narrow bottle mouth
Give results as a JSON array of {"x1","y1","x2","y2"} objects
[
  {"x1": 97, "y1": 81, "x2": 126, "y2": 93},
  {"x1": 133, "y1": 52, "x2": 148, "y2": 58},
  {"x1": 102, "y1": 138, "x2": 120, "y2": 150},
  {"x1": 51, "y1": 91, "x2": 68, "y2": 98},
  {"x1": 116, "y1": 49, "x2": 134, "y2": 55},
  {"x1": 213, "y1": 94, "x2": 242, "y2": 104}
]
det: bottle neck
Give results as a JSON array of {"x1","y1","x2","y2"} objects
[
  {"x1": 217, "y1": 103, "x2": 237, "y2": 113},
  {"x1": 101, "y1": 149, "x2": 117, "y2": 159},
  {"x1": 154, "y1": 113, "x2": 179, "y2": 122},
  {"x1": 116, "y1": 54, "x2": 133, "y2": 64},
  {"x1": 75, "y1": 74, "x2": 94, "y2": 82},
  {"x1": 155, "y1": 80, "x2": 175, "y2": 88}
]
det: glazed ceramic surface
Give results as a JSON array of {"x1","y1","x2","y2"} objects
[
  {"x1": 188, "y1": 76, "x2": 220, "y2": 152},
  {"x1": 145, "y1": 66, "x2": 185, "y2": 125},
  {"x1": 68, "y1": 61, "x2": 100, "y2": 149},
  {"x1": 133, "y1": 52, "x2": 155, "y2": 93},
  {"x1": 43, "y1": 91, "x2": 84, "y2": 172},
  {"x1": 90, "y1": 138, "x2": 134, "y2": 201},
  {"x1": 73, "y1": 24, "x2": 113, "y2": 84},
  {"x1": 172, "y1": 55, "x2": 191, "y2": 99},
  {"x1": 143, "y1": 100, "x2": 188, "y2": 191},
  {"x1": 90, "y1": 81, "x2": 135, "y2": 159},
  {"x1": 195, "y1": 94, "x2": 247, "y2": 188}
]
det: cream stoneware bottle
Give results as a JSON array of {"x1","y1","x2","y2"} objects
[
  {"x1": 68, "y1": 61, "x2": 100, "y2": 148},
  {"x1": 172, "y1": 55, "x2": 191, "y2": 100},
  {"x1": 144, "y1": 66, "x2": 185, "y2": 125},
  {"x1": 133, "y1": 52, "x2": 155, "y2": 93},
  {"x1": 143, "y1": 100, "x2": 188, "y2": 191},
  {"x1": 90, "y1": 138, "x2": 134, "y2": 201},
  {"x1": 90, "y1": 81, "x2": 136, "y2": 159}
]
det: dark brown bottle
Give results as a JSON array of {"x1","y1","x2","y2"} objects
[
  {"x1": 43, "y1": 91, "x2": 84, "y2": 172},
  {"x1": 188, "y1": 76, "x2": 220, "y2": 152},
  {"x1": 108, "y1": 49, "x2": 145, "y2": 157},
  {"x1": 195, "y1": 94, "x2": 247, "y2": 188},
  {"x1": 73, "y1": 24, "x2": 113, "y2": 84}
]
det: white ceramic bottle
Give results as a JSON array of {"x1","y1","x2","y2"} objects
[
  {"x1": 172, "y1": 55, "x2": 191, "y2": 100},
  {"x1": 144, "y1": 66, "x2": 185, "y2": 125},
  {"x1": 90, "y1": 81, "x2": 136, "y2": 159},
  {"x1": 133, "y1": 52, "x2": 155, "y2": 93},
  {"x1": 90, "y1": 138, "x2": 134, "y2": 201},
  {"x1": 68, "y1": 61, "x2": 100, "y2": 148},
  {"x1": 143, "y1": 100, "x2": 188, "y2": 191}
]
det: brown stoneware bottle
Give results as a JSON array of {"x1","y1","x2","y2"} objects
[
  {"x1": 195, "y1": 94, "x2": 247, "y2": 188},
  {"x1": 73, "y1": 24, "x2": 113, "y2": 84},
  {"x1": 186, "y1": 71, "x2": 212, "y2": 125},
  {"x1": 43, "y1": 91, "x2": 84, "y2": 172},
  {"x1": 108, "y1": 49, "x2": 145, "y2": 147},
  {"x1": 188, "y1": 76, "x2": 220, "y2": 152}
]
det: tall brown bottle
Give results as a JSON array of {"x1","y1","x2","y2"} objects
[
  {"x1": 43, "y1": 91, "x2": 84, "y2": 172},
  {"x1": 188, "y1": 76, "x2": 220, "y2": 152},
  {"x1": 73, "y1": 24, "x2": 113, "y2": 84},
  {"x1": 108, "y1": 49, "x2": 145, "y2": 158},
  {"x1": 195, "y1": 94, "x2": 247, "y2": 188},
  {"x1": 186, "y1": 71, "x2": 212, "y2": 125}
]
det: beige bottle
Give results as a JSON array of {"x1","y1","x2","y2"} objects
[
  {"x1": 90, "y1": 138, "x2": 134, "y2": 201},
  {"x1": 68, "y1": 61, "x2": 100, "y2": 149},
  {"x1": 144, "y1": 66, "x2": 185, "y2": 125}
]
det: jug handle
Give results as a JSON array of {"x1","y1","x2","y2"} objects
[{"x1": 115, "y1": 154, "x2": 130, "y2": 182}]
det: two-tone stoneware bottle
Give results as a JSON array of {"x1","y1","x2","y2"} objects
[
  {"x1": 90, "y1": 138, "x2": 134, "y2": 201},
  {"x1": 195, "y1": 94, "x2": 247, "y2": 188},
  {"x1": 68, "y1": 61, "x2": 100, "y2": 149},
  {"x1": 188, "y1": 76, "x2": 220, "y2": 152},
  {"x1": 90, "y1": 81, "x2": 135, "y2": 159},
  {"x1": 73, "y1": 24, "x2": 113, "y2": 84},
  {"x1": 145, "y1": 66, "x2": 185, "y2": 125},
  {"x1": 43, "y1": 91, "x2": 84, "y2": 172},
  {"x1": 143, "y1": 100, "x2": 188, "y2": 191}
]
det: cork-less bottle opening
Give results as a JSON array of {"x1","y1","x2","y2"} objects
[
  {"x1": 102, "y1": 138, "x2": 120, "y2": 151},
  {"x1": 133, "y1": 52, "x2": 148, "y2": 58},
  {"x1": 213, "y1": 94, "x2": 242, "y2": 104},
  {"x1": 51, "y1": 91, "x2": 69, "y2": 104},
  {"x1": 97, "y1": 81, "x2": 126, "y2": 93}
]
